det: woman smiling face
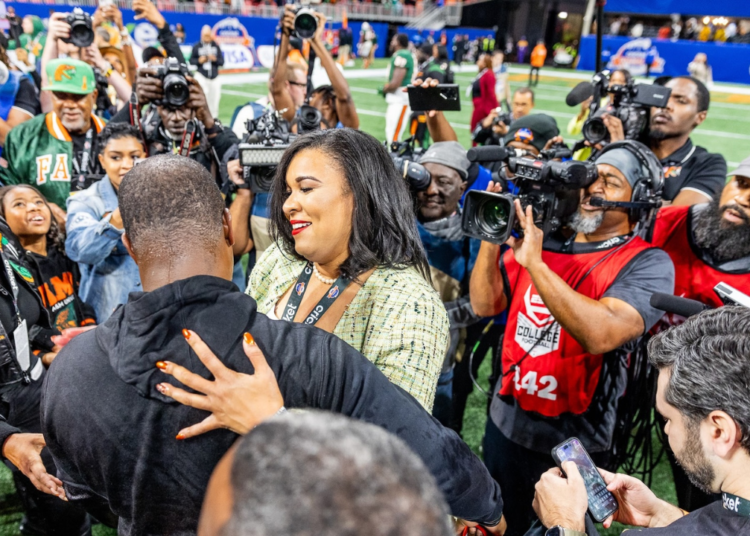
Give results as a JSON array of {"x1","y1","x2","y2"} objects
[
  {"x1": 282, "y1": 148, "x2": 354, "y2": 270},
  {"x1": 1, "y1": 186, "x2": 51, "y2": 240}
]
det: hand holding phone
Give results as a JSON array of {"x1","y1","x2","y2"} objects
[{"x1": 551, "y1": 438, "x2": 619, "y2": 522}]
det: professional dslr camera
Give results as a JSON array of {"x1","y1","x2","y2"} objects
[
  {"x1": 153, "y1": 57, "x2": 190, "y2": 108},
  {"x1": 289, "y1": 5, "x2": 318, "y2": 40},
  {"x1": 462, "y1": 145, "x2": 597, "y2": 244},
  {"x1": 572, "y1": 71, "x2": 672, "y2": 145},
  {"x1": 492, "y1": 107, "x2": 513, "y2": 128},
  {"x1": 238, "y1": 109, "x2": 296, "y2": 193},
  {"x1": 388, "y1": 137, "x2": 431, "y2": 191},
  {"x1": 63, "y1": 8, "x2": 94, "y2": 49}
]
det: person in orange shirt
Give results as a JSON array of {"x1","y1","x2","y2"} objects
[{"x1": 529, "y1": 40, "x2": 546, "y2": 86}]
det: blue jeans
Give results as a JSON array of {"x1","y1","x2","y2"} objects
[{"x1": 432, "y1": 369, "x2": 454, "y2": 427}]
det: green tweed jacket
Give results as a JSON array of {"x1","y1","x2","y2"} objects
[{"x1": 247, "y1": 242, "x2": 449, "y2": 410}]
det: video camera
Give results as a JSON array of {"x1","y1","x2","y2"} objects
[
  {"x1": 238, "y1": 109, "x2": 296, "y2": 193},
  {"x1": 63, "y1": 8, "x2": 94, "y2": 49},
  {"x1": 388, "y1": 137, "x2": 431, "y2": 192},
  {"x1": 153, "y1": 58, "x2": 191, "y2": 108},
  {"x1": 566, "y1": 71, "x2": 672, "y2": 146},
  {"x1": 462, "y1": 144, "x2": 597, "y2": 244}
]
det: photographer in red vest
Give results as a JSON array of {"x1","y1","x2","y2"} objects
[
  {"x1": 650, "y1": 155, "x2": 750, "y2": 512},
  {"x1": 470, "y1": 141, "x2": 675, "y2": 535}
]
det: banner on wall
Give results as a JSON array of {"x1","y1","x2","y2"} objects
[
  {"x1": 212, "y1": 17, "x2": 256, "y2": 70},
  {"x1": 606, "y1": 38, "x2": 666, "y2": 77},
  {"x1": 578, "y1": 35, "x2": 750, "y2": 85}
]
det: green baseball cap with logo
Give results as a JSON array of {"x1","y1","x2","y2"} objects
[{"x1": 42, "y1": 58, "x2": 96, "y2": 95}]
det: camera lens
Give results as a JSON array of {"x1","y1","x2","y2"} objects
[
  {"x1": 70, "y1": 22, "x2": 94, "y2": 48},
  {"x1": 163, "y1": 74, "x2": 189, "y2": 107},
  {"x1": 294, "y1": 10, "x2": 318, "y2": 40},
  {"x1": 582, "y1": 117, "x2": 608, "y2": 145},
  {"x1": 477, "y1": 197, "x2": 510, "y2": 237}
]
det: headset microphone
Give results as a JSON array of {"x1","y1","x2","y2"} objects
[{"x1": 588, "y1": 197, "x2": 660, "y2": 210}]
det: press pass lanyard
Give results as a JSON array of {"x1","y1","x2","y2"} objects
[
  {"x1": 723, "y1": 492, "x2": 750, "y2": 517},
  {"x1": 0, "y1": 248, "x2": 31, "y2": 382},
  {"x1": 71, "y1": 128, "x2": 95, "y2": 190},
  {"x1": 281, "y1": 264, "x2": 350, "y2": 326}
]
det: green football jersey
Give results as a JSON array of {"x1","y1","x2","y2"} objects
[
  {"x1": 0, "y1": 112, "x2": 106, "y2": 207},
  {"x1": 388, "y1": 49, "x2": 414, "y2": 88}
]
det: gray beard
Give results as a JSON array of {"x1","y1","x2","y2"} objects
[
  {"x1": 676, "y1": 420, "x2": 716, "y2": 495},
  {"x1": 568, "y1": 210, "x2": 604, "y2": 235}
]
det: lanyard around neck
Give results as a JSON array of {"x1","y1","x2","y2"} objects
[
  {"x1": 722, "y1": 492, "x2": 750, "y2": 517},
  {"x1": 281, "y1": 263, "x2": 350, "y2": 326}
]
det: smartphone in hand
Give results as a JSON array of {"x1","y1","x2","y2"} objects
[
  {"x1": 551, "y1": 437, "x2": 619, "y2": 522},
  {"x1": 407, "y1": 84, "x2": 461, "y2": 112}
]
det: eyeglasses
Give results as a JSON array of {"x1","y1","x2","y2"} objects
[{"x1": 289, "y1": 81, "x2": 307, "y2": 88}]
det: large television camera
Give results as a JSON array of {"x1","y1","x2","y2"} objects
[
  {"x1": 238, "y1": 109, "x2": 296, "y2": 193},
  {"x1": 462, "y1": 145, "x2": 597, "y2": 245},
  {"x1": 387, "y1": 137, "x2": 431, "y2": 192},
  {"x1": 567, "y1": 71, "x2": 672, "y2": 146}
]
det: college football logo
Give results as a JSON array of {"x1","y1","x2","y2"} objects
[
  {"x1": 295, "y1": 282, "x2": 306, "y2": 296},
  {"x1": 514, "y1": 128, "x2": 534, "y2": 144},
  {"x1": 54, "y1": 64, "x2": 76, "y2": 82}
]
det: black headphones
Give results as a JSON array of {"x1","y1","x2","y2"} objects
[{"x1": 591, "y1": 140, "x2": 664, "y2": 237}]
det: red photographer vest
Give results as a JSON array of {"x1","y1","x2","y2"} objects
[
  {"x1": 651, "y1": 205, "x2": 750, "y2": 328},
  {"x1": 499, "y1": 236, "x2": 652, "y2": 417}
]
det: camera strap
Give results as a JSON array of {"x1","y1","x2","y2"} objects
[
  {"x1": 281, "y1": 263, "x2": 351, "y2": 326},
  {"x1": 71, "y1": 128, "x2": 95, "y2": 191},
  {"x1": 179, "y1": 120, "x2": 197, "y2": 158},
  {"x1": 129, "y1": 92, "x2": 148, "y2": 149}
]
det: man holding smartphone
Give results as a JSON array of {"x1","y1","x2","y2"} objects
[
  {"x1": 469, "y1": 144, "x2": 675, "y2": 535},
  {"x1": 532, "y1": 307, "x2": 750, "y2": 535}
]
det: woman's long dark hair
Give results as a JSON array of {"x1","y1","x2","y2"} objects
[
  {"x1": 270, "y1": 128, "x2": 430, "y2": 282},
  {"x1": 0, "y1": 185, "x2": 65, "y2": 255}
]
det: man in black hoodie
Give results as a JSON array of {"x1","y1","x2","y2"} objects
[{"x1": 40, "y1": 155, "x2": 505, "y2": 535}]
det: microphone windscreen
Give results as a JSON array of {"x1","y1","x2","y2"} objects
[
  {"x1": 566, "y1": 81, "x2": 595, "y2": 107},
  {"x1": 467, "y1": 146, "x2": 513, "y2": 163},
  {"x1": 649, "y1": 293, "x2": 710, "y2": 318}
]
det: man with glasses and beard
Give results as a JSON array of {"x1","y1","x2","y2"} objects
[
  {"x1": 470, "y1": 144, "x2": 675, "y2": 535},
  {"x1": 532, "y1": 307, "x2": 750, "y2": 536},
  {"x1": 648, "y1": 155, "x2": 750, "y2": 512},
  {"x1": 602, "y1": 76, "x2": 726, "y2": 207}
]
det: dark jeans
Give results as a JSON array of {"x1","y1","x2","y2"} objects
[
  {"x1": 483, "y1": 419, "x2": 612, "y2": 536},
  {"x1": 2, "y1": 377, "x2": 91, "y2": 536},
  {"x1": 432, "y1": 369, "x2": 454, "y2": 427},
  {"x1": 450, "y1": 321, "x2": 503, "y2": 435}
]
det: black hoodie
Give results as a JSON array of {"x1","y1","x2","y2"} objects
[{"x1": 41, "y1": 276, "x2": 504, "y2": 536}]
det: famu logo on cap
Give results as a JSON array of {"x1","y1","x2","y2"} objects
[
  {"x1": 54, "y1": 63, "x2": 76, "y2": 82},
  {"x1": 43, "y1": 58, "x2": 95, "y2": 95}
]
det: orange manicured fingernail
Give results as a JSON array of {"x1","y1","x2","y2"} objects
[
  {"x1": 156, "y1": 361, "x2": 167, "y2": 370},
  {"x1": 176, "y1": 433, "x2": 185, "y2": 440},
  {"x1": 182, "y1": 329, "x2": 190, "y2": 340},
  {"x1": 243, "y1": 332, "x2": 255, "y2": 345}
]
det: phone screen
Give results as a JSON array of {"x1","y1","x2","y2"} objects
[
  {"x1": 552, "y1": 438, "x2": 618, "y2": 522},
  {"x1": 407, "y1": 84, "x2": 461, "y2": 112}
]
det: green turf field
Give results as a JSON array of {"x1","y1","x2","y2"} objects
[{"x1": 0, "y1": 58, "x2": 745, "y2": 534}]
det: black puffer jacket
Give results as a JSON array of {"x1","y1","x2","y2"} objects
[
  {"x1": 41, "y1": 276, "x2": 504, "y2": 536},
  {"x1": 0, "y1": 217, "x2": 53, "y2": 444}
]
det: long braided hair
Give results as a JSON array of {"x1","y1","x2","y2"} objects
[{"x1": 0, "y1": 185, "x2": 66, "y2": 255}]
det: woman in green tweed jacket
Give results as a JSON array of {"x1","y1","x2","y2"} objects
[{"x1": 246, "y1": 129, "x2": 448, "y2": 410}]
